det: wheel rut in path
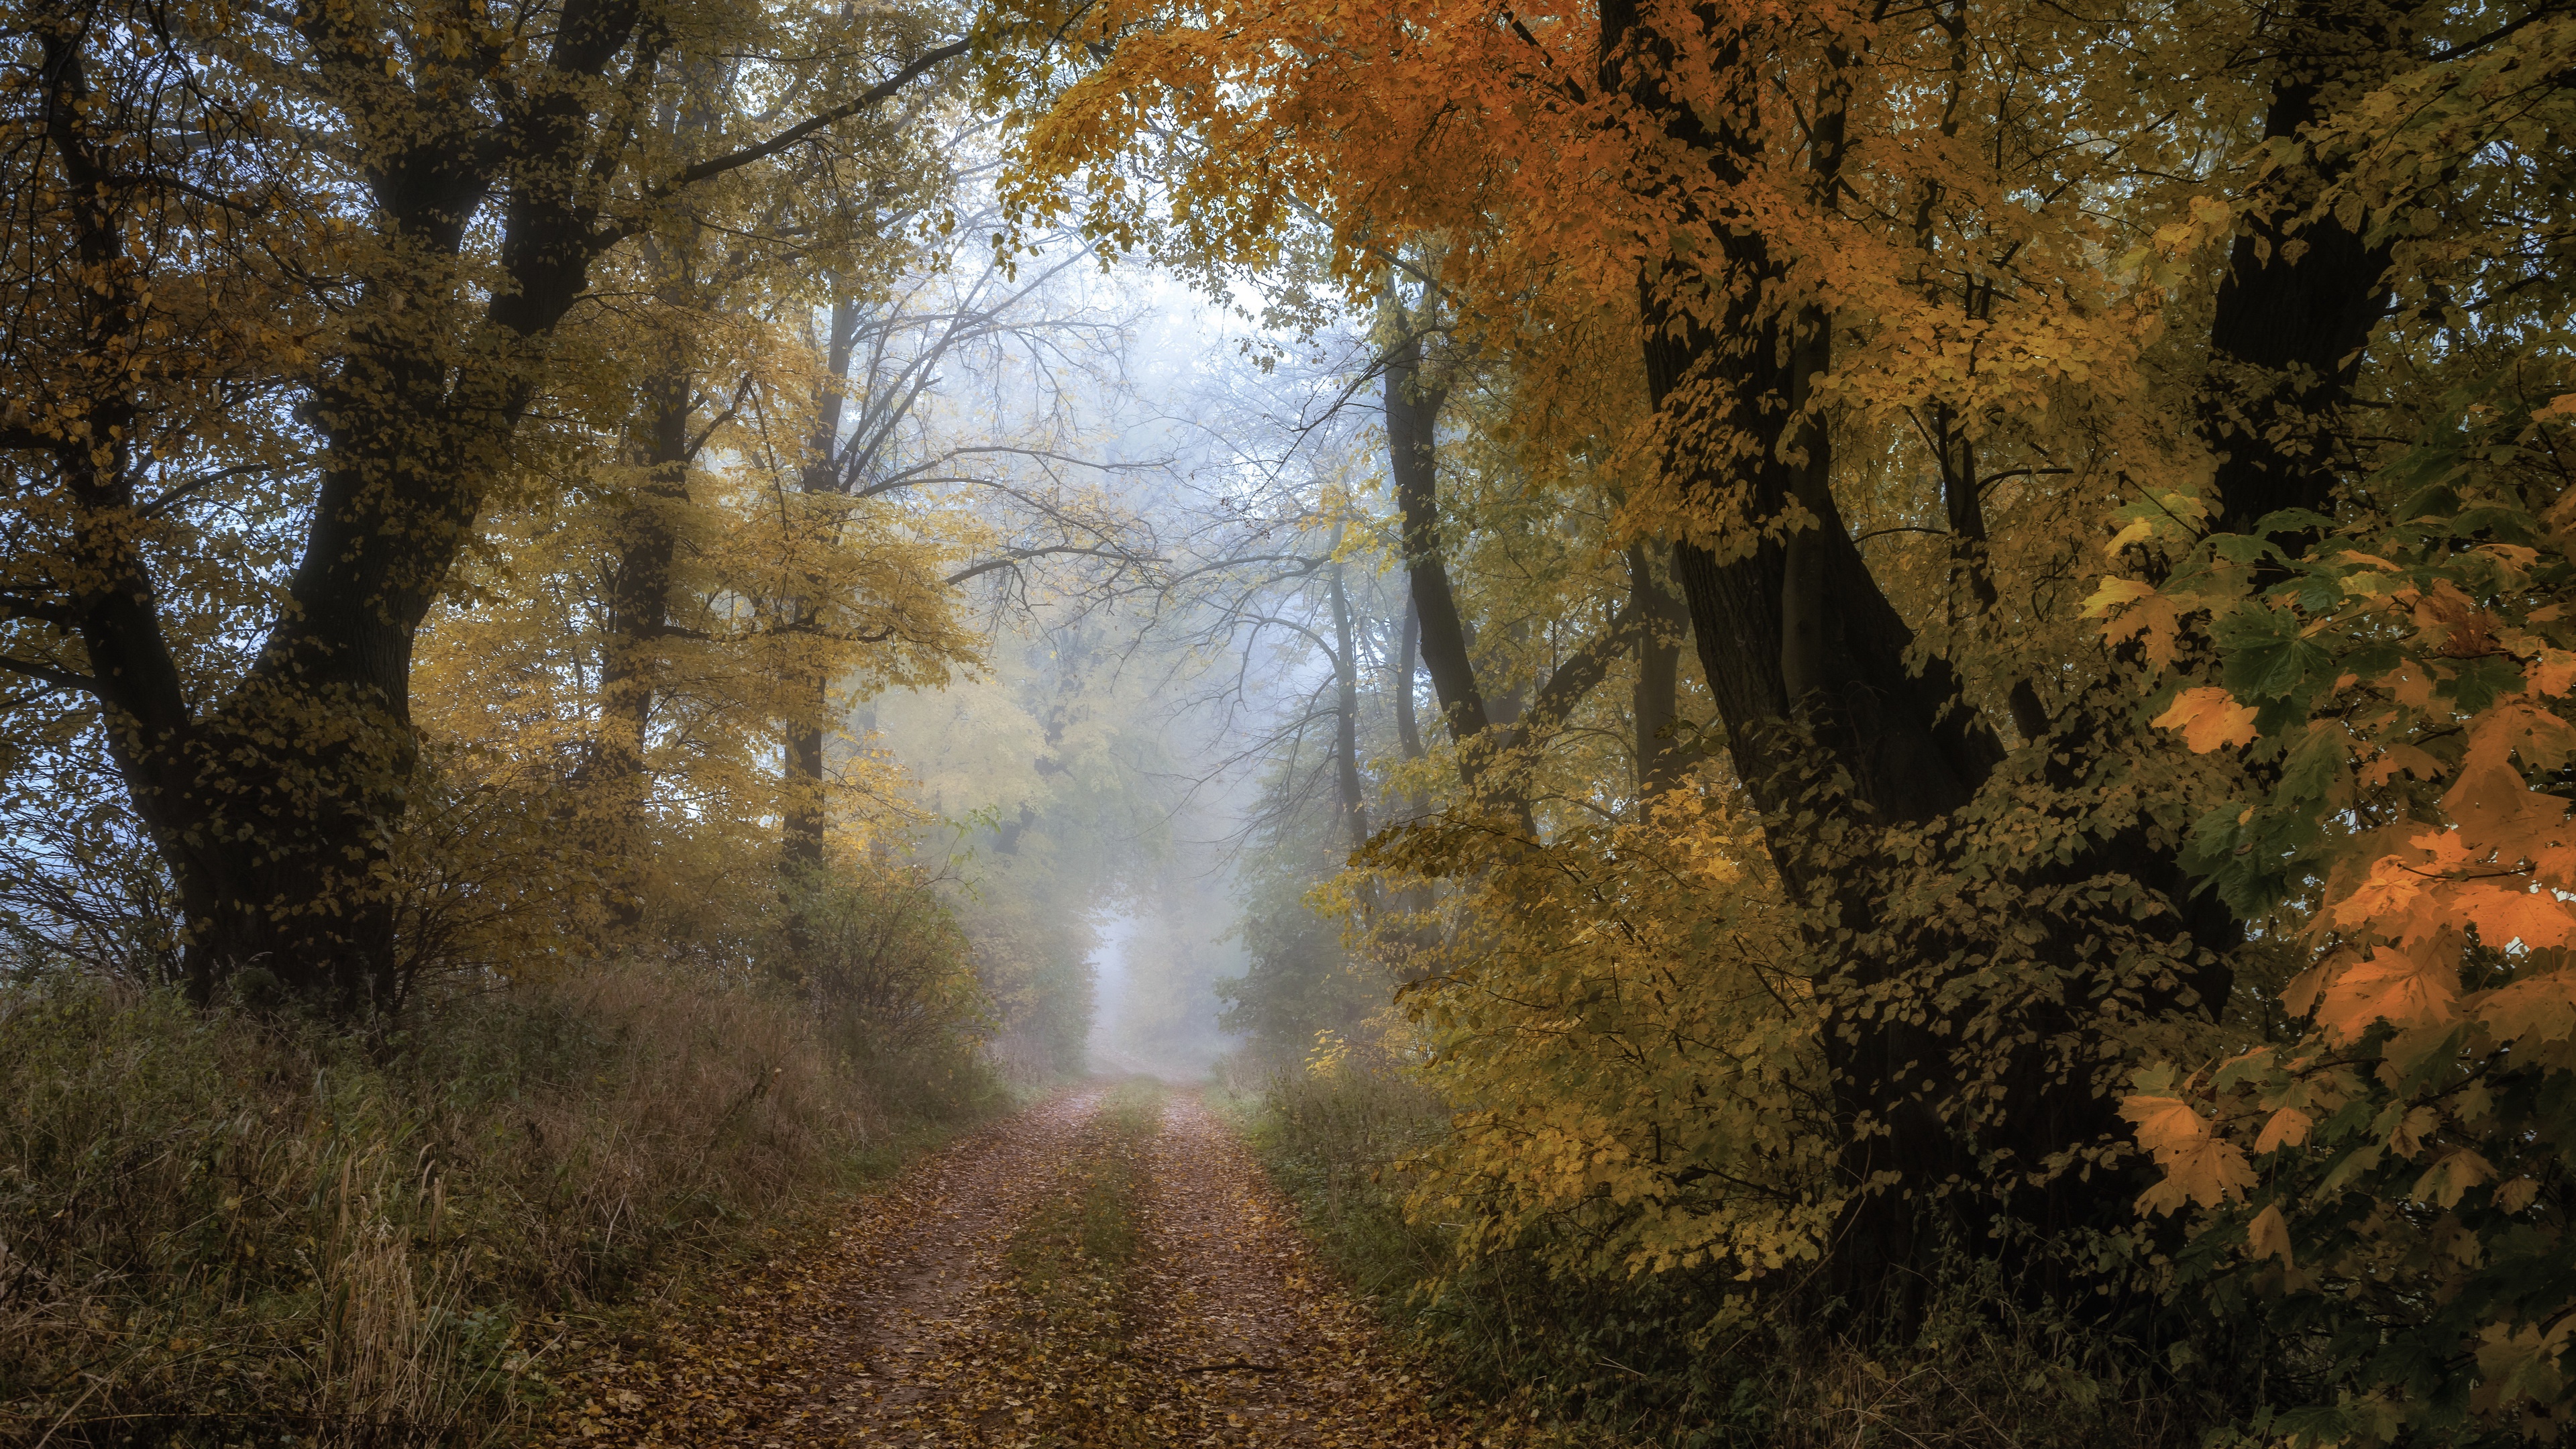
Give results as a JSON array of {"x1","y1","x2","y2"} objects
[{"x1": 545, "y1": 1085, "x2": 1495, "y2": 1447}]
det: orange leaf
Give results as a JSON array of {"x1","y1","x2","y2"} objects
[
  {"x1": 2253, "y1": 1107, "x2": 2312, "y2": 1153},
  {"x1": 2528, "y1": 650, "x2": 2576, "y2": 699},
  {"x1": 2157, "y1": 1138, "x2": 2257, "y2": 1212},
  {"x1": 2084, "y1": 578, "x2": 2183, "y2": 668},
  {"x1": 2359, "y1": 743, "x2": 2444, "y2": 788},
  {"x1": 2245, "y1": 1203, "x2": 2294, "y2": 1265},
  {"x1": 2476, "y1": 973, "x2": 2576, "y2": 1046},
  {"x1": 2413, "y1": 1148, "x2": 2496, "y2": 1209},
  {"x1": 2316, "y1": 944, "x2": 2461, "y2": 1040},
  {"x1": 2118, "y1": 1093, "x2": 2210, "y2": 1156},
  {"x1": 2151, "y1": 687, "x2": 2257, "y2": 753},
  {"x1": 2451, "y1": 883, "x2": 2576, "y2": 950}
]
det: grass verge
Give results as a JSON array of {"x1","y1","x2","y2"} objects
[
  {"x1": 0, "y1": 967, "x2": 1004, "y2": 1448},
  {"x1": 995, "y1": 1079, "x2": 1165, "y2": 1446},
  {"x1": 1220, "y1": 1057, "x2": 2221, "y2": 1449}
]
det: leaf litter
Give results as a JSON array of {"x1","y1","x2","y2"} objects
[{"x1": 544, "y1": 1084, "x2": 1521, "y2": 1446}]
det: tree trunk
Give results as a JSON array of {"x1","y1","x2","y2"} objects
[
  {"x1": 592, "y1": 345, "x2": 694, "y2": 932},
  {"x1": 1383, "y1": 309, "x2": 1489, "y2": 758},
  {"x1": 1392, "y1": 597, "x2": 1426, "y2": 770},
  {"x1": 779, "y1": 288, "x2": 870, "y2": 959},
  {"x1": 1629, "y1": 545, "x2": 1690, "y2": 800},
  {"x1": 1595, "y1": 0, "x2": 2404, "y2": 1321},
  {"x1": 1328, "y1": 561, "x2": 1372, "y2": 855}
]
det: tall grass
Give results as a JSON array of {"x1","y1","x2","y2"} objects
[
  {"x1": 1224, "y1": 1055, "x2": 2226, "y2": 1449},
  {"x1": 0, "y1": 965, "x2": 1000, "y2": 1447}
]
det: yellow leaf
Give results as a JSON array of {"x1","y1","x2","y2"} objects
[
  {"x1": 2103, "y1": 518, "x2": 2155, "y2": 555},
  {"x1": 2080, "y1": 576, "x2": 2153, "y2": 618},
  {"x1": 2151, "y1": 687, "x2": 2258, "y2": 753}
]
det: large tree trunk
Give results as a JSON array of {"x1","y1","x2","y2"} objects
[{"x1": 1594, "y1": 0, "x2": 2404, "y2": 1321}]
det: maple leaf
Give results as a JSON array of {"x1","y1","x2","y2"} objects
[
  {"x1": 2122, "y1": 1093, "x2": 2255, "y2": 1212},
  {"x1": 2082, "y1": 576, "x2": 2186, "y2": 666},
  {"x1": 2245, "y1": 1203, "x2": 2294, "y2": 1265},
  {"x1": 2413, "y1": 1149, "x2": 2496, "y2": 1209},
  {"x1": 2254, "y1": 1108, "x2": 2313, "y2": 1153},
  {"x1": 2441, "y1": 706, "x2": 2576, "y2": 849},
  {"x1": 2473, "y1": 975, "x2": 2576, "y2": 1046},
  {"x1": 2315, "y1": 945, "x2": 2462, "y2": 1040},
  {"x1": 2528, "y1": 651, "x2": 2576, "y2": 698},
  {"x1": 2153, "y1": 688, "x2": 2259, "y2": 753},
  {"x1": 2450, "y1": 883, "x2": 2576, "y2": 950},
  {"x1": 2473, "y1": 1320, "x2": 2575, "y2": 1414}
]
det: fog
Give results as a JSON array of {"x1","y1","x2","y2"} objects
[{"x1": 857, "y1": 260, "x2": 1372, "y2": 1080}]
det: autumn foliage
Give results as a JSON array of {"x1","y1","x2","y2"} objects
[
  {"x1": 12, "y1": 0, "x2": 2576, "y2": 1427},
  {"x1": 990, "y1": 0, "x2": 2576, "y2": 1430}
]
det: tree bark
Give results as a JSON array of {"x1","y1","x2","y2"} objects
[
  {"x1": 1328, "y1": 562, "x2": 1372, "y2": 855},
  {"x1": 1383, "y1": 311, "x2": 1489, "y2": 758},
  {"x1": 1629, "y1": 545, "x2": 1690, "y2": 799}
]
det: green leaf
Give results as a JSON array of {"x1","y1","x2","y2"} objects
[
  {"x1": 2216, "y1": 606, "x2": 2334, "y2": 702},
  {"x1": 2278, "y1": 724, "x2": 2350, "y2": 804}
]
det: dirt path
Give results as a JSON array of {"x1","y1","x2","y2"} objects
[
  {"x1": 1120, "y1": 1093, "x2": 1473, "y2": 1446},
  {"x1": 543, "y1": 1085, "x2": 1495, "y2": 1447}
]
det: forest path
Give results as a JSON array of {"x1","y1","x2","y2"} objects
[{"x1": 544, "y1": 1083, "x2": 1493, "y2": 1447}]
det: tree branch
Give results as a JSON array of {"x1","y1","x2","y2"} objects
[{"x1": 645, "y1": 40, "x2": 971, "y2": 201}]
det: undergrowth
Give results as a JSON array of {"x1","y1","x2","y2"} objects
[
  {"x1": 1220, "y1": 1056, "x2": 2229, "y2": 1449},
  {"x1": 0, "y1": 967, "x2": 1006, "y2": 1448}
]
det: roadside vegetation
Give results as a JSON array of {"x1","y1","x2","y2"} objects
[
  {"x1": 0, "y1": 963, "x2": 1012, "y2": 1446},
  {"x1": 1226, "y1": 1051, "x2": 2226, "y2": 1449}
]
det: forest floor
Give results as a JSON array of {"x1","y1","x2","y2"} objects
[{"x1": 539, "y1": 1081, "x2": 1511, "y2": 1448}]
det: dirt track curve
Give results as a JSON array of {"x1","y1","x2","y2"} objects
[{"x1": 543, "y1": 1087, "x2": 1497, "y2": 1447}]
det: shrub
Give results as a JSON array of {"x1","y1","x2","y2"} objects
[{"x1": 1232, "y1": 1053, "x2": 2231, "y2": 1449}]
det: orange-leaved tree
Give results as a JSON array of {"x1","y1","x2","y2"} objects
[
  {"x1": 997, "y1": 0, "x2": 2534, "y2": 1334},
  {"x1": 2098, "y1": 12, "x2": 2576, "y2": 1434}
]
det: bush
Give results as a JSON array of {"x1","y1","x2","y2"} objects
[
  {"x1": 0, "y1": 964, "x2": 996, "y2": 1447},
  {"x1": 1229, "y1": 1053, "x2": 2230, "y2": 1449}
]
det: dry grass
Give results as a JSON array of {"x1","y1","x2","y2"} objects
[{"x1": 0, "y1": 965, "x2": 994, "y2": 1447}]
